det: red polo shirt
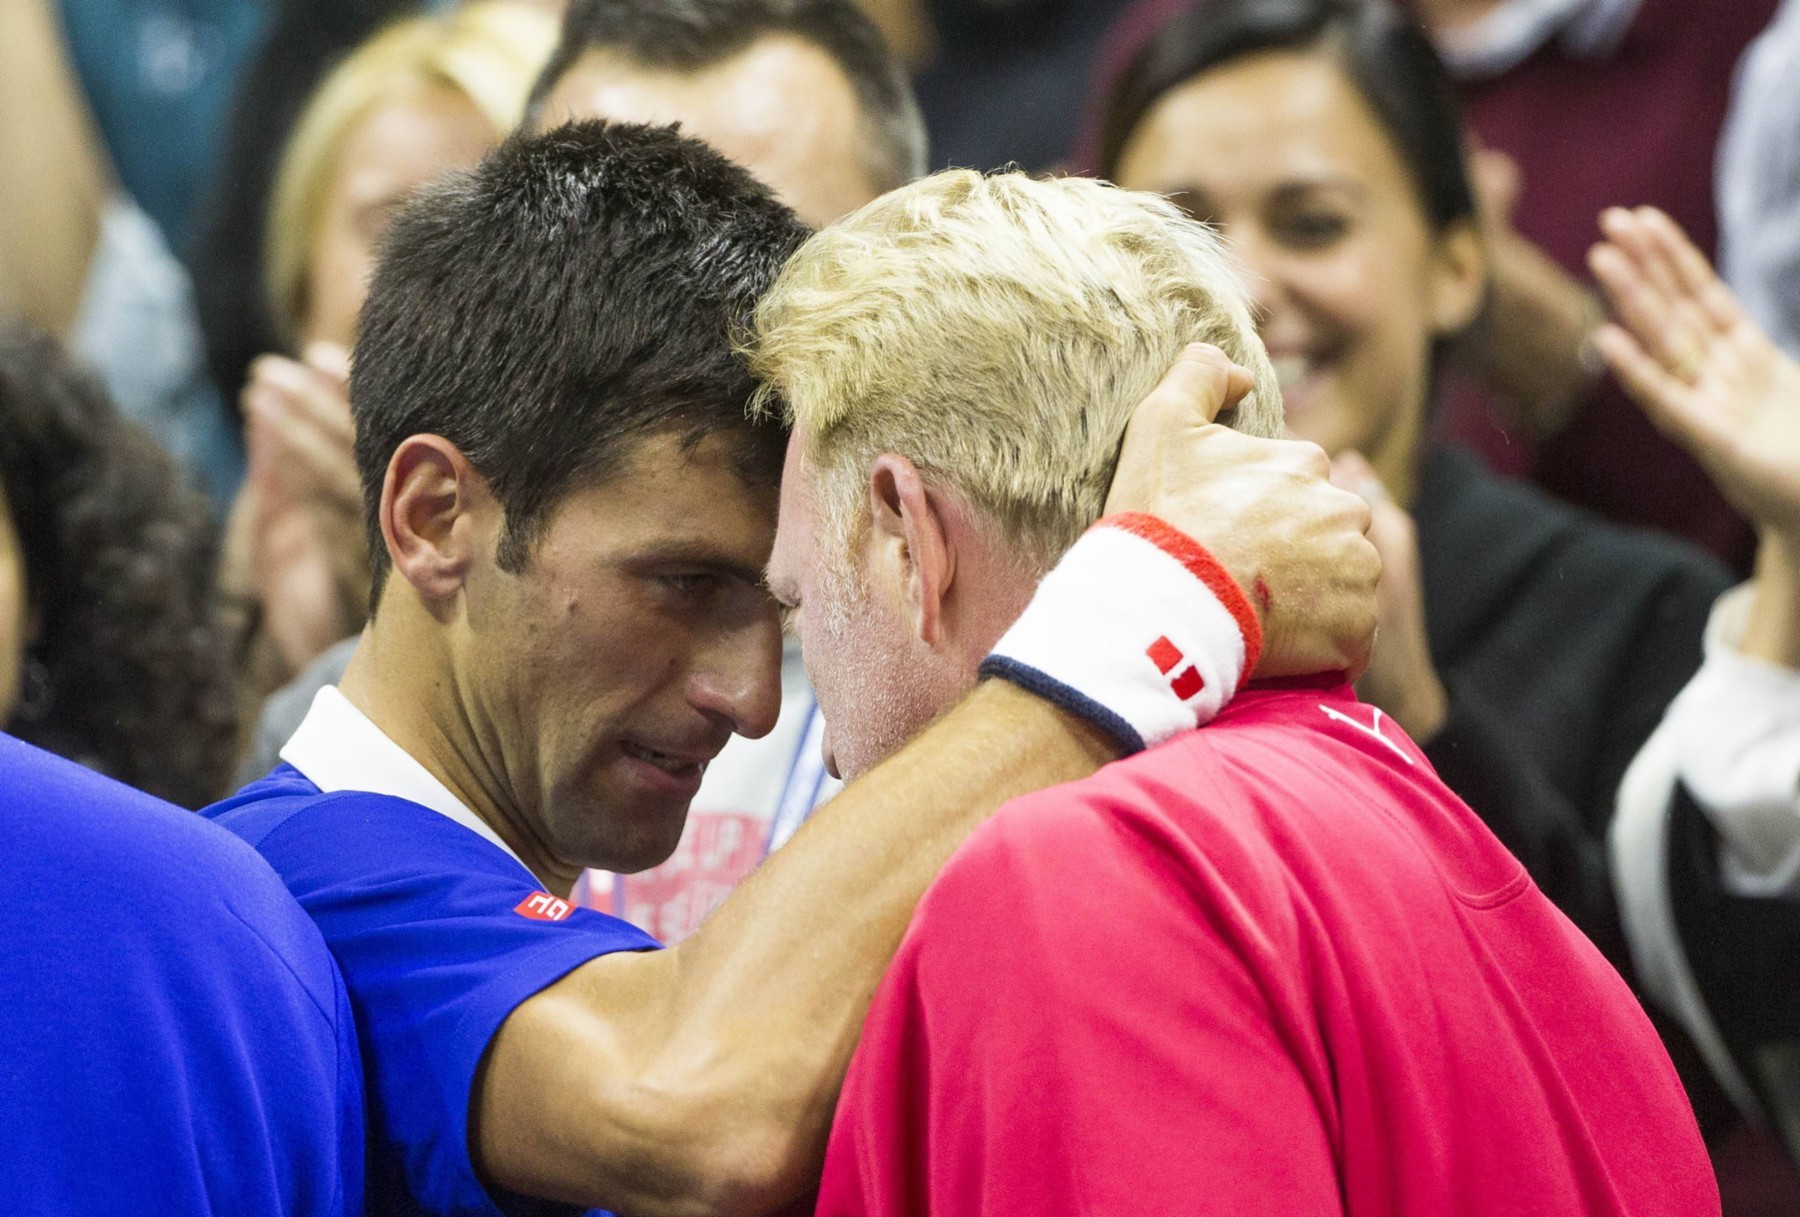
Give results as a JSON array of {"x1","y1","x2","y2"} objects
[{"x1": 817, "y1": 680, "x2": 1716, "y2": 1217}]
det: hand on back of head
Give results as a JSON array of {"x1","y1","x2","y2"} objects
[{"x1": 1106, "y1": 344, "x2": 1380, "y2": 680}]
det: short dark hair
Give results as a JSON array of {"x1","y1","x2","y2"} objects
[
  {"x1": 352, "y1": 119, "x2": 809, "y2": 606},
  {"x1": 0, "y1": 320, "x2": 239, "y2": 808},
  {"x1": 1097, "y1": 0, "x2": 1475, "y2": 232},
  {"x1": 527, "y1": 0, "x2": 927, "y2": 193}
]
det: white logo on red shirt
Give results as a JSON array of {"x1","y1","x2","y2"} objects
[
  {"x1": 1318, "y1": 704, "x2": 1414, "y2": 766},
  {"x1": 514, "y1": 892, "x2": 574, "y2": 922}
]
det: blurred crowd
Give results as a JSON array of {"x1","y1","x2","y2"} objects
[{"x1": 1, "y1": 0, "x2": 1796, "y2": 1208}]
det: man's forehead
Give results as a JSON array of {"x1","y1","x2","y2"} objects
[
  {"x1": 765, "y1": 429, "x2": 815, "y2": 591},
  {"x1": 547, "y1": 42, "x2": 768, "y2": 135}
]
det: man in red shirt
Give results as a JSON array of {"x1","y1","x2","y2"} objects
[{"x1": 754, "y1": 168, "x2": 1718, "y2": 1215}]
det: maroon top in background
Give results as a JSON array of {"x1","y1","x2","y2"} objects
[{"x1": 1443, "y1": 0, "x2": 1776, "y2": 572}]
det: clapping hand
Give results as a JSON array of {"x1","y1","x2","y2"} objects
[
  {"x1": 1589, "y1": 206, "x2": 1800, "y2": 544},
  {"x1": 239, "y1": 343, "x2": 370, "y2": 673}
]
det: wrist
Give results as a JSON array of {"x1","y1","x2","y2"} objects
[
  {"x1": 1743, "y1": 533, "x2": 1800, "y2": 669},
  {"x1": 1760, "y1": 528, "x2": 1800, "y2": 573},
  {"x1": 981, "y1": 513, "x2": 1261, "y2": 754}
]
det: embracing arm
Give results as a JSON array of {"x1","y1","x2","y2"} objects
[
  {"x1": 473, "y1": 347, "x2": 1379, "y2": 1215},
  {"x1": 480, "y1": 681, "x2": 1112, "y2": 1215}
]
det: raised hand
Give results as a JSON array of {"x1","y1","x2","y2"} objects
[
  {"x1": 1589, "y1": 206, "x2": 1800, "y2": 542},
  {"x1": 1106, "y1": 344, "x2": 1380, "y2": 679},
  {"x1": 238, "y1": 342, "x2": 369, "y2": 674},
  {"x1": 243, "y1": 343, "x2": 363, "y2": 515}
]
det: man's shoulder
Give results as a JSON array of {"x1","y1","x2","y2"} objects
[
  {"x1": 5, "y1": 736, "x2": 321, "y2": 928},
  {"x1": 1, "y1": 734, "x2": 352, "y2": 1038},
  {"x1": 205, "y1": 763, "x2": 337, "y2": 844},
  {"x1": 983, "y1": 682, "x2": 1418, "y2": 843},
  {"x1": 945, "y1": 683, "x2": 1515, "y2": 930},
  {"x1": 935, "y1": 691, "x2": 1325, "y2": 916},
  {"x1": 204, "y1": 766, "x2": 536, "y2": 894},
  {"x1": 210, "y1": 765, "x2": 469, "y2": 845}
]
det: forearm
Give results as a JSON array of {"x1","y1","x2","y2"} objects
[
  {"x1": 484, "y1": 681, "x2": 1115, "y2": 1214},
  {"x1": 0, "y1": 0, "x2": 109, "y2": 335},
  {"x1": 1459, "y1": 236, "x2": 1601, "y2": 436},
  {"x1": 667, "y1": 681, "x2": 1111, "y2": 1187}
]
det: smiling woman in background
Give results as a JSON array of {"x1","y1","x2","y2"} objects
[
  {"x1": 223, "y1": 2, "x2": 557, "y2": 736},
  {"x1": 1095, "y1": 0, "x2": 1729, "y2": 1021}
]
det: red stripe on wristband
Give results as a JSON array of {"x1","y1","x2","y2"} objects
[{"x1": 1096, "y1": 512, "x2": 1264, "y2": 677}]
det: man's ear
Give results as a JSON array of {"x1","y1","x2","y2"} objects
[
  {"x1": 379, "y1": 435, "x2": 489, "y2": 604},
  {"x1": 866, "y1": 453, "x2": 954, "y2": 647},
  {"x1": 1428, "y1": 217, "x2": 1489, "y2": 337}
]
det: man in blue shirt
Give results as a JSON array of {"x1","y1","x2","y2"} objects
[
  {"x1": 206, "y1": 118, "x2": 1380, "y2": 1216},
  {"x1": 0, "y1": 731, "x2": 363, "y2": 1214}
]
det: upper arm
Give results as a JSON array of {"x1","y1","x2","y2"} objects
[
  {"x1": 475, "y1": 946, "x2": 733, "y2": 1216},
  {"x1": 817, "y1": 795, "x2": 1341, "y2": 1217}
]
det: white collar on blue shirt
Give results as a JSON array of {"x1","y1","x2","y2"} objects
[{"x1": 280, "y1": 685, "x2": 528, "y2": 869}]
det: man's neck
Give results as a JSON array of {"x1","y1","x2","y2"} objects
[{"x1": 336, "y1": 615, "x2": 584, "y2": 897}]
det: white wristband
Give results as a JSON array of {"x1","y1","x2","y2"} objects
[{"x1": 979, "y1": 513, "x2": 1263, "y2": 753}]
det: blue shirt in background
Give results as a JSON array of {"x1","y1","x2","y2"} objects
[{"x1": 0, "y1": 732, "x2": 364, "y2": 1215}]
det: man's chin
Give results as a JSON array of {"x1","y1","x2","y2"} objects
[
  {"x1": 559, "y1": 787, "x2": 696, "y2": 875},
  {"x1": 581, "y1": 817, "x2": 691, "y2": 875}
]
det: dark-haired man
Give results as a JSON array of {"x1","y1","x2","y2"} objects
[
  {"x1": 207, "y1": 120, "x2": 1378, "y2": 1216},
  {"x1": 240, "y1": 0, "x2": 930, "y2": 940},
  {"x1": 525, "y1": 0, "x2": 921, "y2": 937}
]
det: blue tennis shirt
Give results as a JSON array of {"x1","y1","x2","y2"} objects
[
  {"x1": 205, "y1": 689, "x2": 661, "y2": 1216},
  {"x1": 0, "y1": 732, "x2": 364, "y2": 1215}
]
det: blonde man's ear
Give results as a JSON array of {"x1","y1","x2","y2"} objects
[{"x1": 866, "y1": 453, "x2": 956, "y2": 648}]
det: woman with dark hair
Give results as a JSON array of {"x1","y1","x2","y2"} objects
[
  {"x1": 1095, "y1": 0, "x2": 1730, "y2": 1032},
  {"x1": 0, "y1": 320, "x2": 239, "y2": 807}
]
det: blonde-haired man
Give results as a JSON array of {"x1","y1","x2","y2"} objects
[
  {"x1": 758, "y1": 171, "x2": 1713, "y2": 1216},
  {"x1": 756, "y1": 170, "x2": 1286, "y2": 777}
]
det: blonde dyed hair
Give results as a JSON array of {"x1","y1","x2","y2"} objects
[
  {"x1": 265, "y1": 1, "x2": 557, "y2": 346},
  {"x1": 749, "y1": 169, "x2": 1283, "y2": 576}
]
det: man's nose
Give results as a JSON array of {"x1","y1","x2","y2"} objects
[{"x1": 689, "y1": 615, "x2": 784, "y2": 740}]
